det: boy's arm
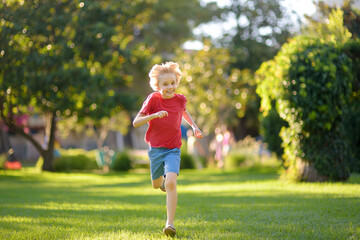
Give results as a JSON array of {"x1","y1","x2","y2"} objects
[
  {"x1": 182, "y1": 110, "x2": 204, "y2": 138},
  {"x1": 133, "y1": 111, "x2": 168, "y2": 128}
]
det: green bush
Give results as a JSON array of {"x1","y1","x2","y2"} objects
[
  {"x1": 180, "y1": 152, "x2": 195, "y2": 169},
  {"x1": 260, "y1": 101, "x2": 288, "y2": 158},
  {"x1": 198, "y1": 156, "x2": 207, "y2": 168},
  {"x1": 345, "y1": 103, "x2": 360, "y2": 173},
  {"x1": 224, "y1": 136, "x2": 280, "y2": 170},
  {"x1": 35, "y1": 157, "x2": 43, "y2": 171},
  {"x1": 0, "y1": 154, "x2": 6, "y2": 169},
  {"x1": 343, "y1": 39, "x2": 360, "y2": 173},
  {"x1": 224, "y1": 153, "x2": 246, "y2": 169},
  {"x1": 53, "y1": 149, "x2": 98, "y2": 172},
  {"x1": 111, "y1": 152, "x2": 132, "y2": 171},
  {"x1": 257, "y1": 36, "x2": 353, "y2": 181}
]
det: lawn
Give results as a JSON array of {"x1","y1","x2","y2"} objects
[{"x1": 0, "y1": 167, "x2": 359, "y2": 240}]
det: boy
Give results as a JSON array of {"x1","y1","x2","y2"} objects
[{"x1": 133, "y1": 62, "x2": 203, "y2": 237}]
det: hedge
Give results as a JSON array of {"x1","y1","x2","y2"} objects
[{"x1": 256, "y1": 36, "x2": 352, "y2": 181}]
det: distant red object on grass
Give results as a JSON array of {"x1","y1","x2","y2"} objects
[{"x1": 4, "y1": 161, "x2": 22, "y2": 170}]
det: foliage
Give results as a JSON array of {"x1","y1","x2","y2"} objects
[
  {"x1": 0, "y1": 0, "x2": 225, "y2": 172},
  {"x1": 304, "y1": 7, "x2": 360, "y2": 174},
  {"x1": 224, "y1": 136, "x2": 279, "y2": 170},
  {"x1": 123, "y1": 0, "x2": 224, "y2": 97},
  {"x1": 304, "y1": 8, "x2": 352, "y2": 45},
  {"x1": 343, "y1": 39, "x2": 360, "y2": 96},
  {"x1": 257, "y1": 34, "x2": 353, "y2": 181},
  {"x1": 191, "y1": 0, "x2": 297, "y2": 138},
  {"x1": 53, "y1": 149, "x2": 98, "y2": 172},
  {"x1": 35, "y1": 156, "x2": 44, "y2": 171},
  {"x1": 344, "y1": 103, "x2": 360, "y2": 173},
  {"x1": 343, "y1": 39, "x2": 360, "y2": 172},
  {"x1": 198, "y1": 156, "x2": 207, "y2": 168},
  {"x1": 177, "y1": 42, "x2": 263, "y2": 139},
  {"x1": 180, "y1": 152, "x2": 195, "y2": 169},
  {"x1": 342, "y1": 0, "x2": 360, "y2": 38},
  {"x1": 57, "y1": 110, "x2": 131, "y2": 150},
  {"x1": 217, "y1": 0, "x2": 296, "y2": 71},
  {"x1": 224, "y1": 153, "x2": 246, "y2": 169},
  {"x1": 176, "y1": 41, "x2": 233, "y2": 135},
  {"x1": 305, "y1": 0, "x2": 360, "y2": 39},
  {"x1": 259, "y1": 102, "x2": 288, "y2": 158},
  {"x1": 0, "y1": 0, "x2": 144, "y2": 171},
  {"x1": 228, "y1": 68, "x2": 260, "y2": 138},
  {"x1": 50, "y1": 0, "x2": 223, "y2": 149},
  {"x1": 135, "y1": 0, "x2": 223, "y2": 56},
  {"x1": 0, "y1": 154, "x2": 6, "y2": 169},
  {"x1": 111, "y1": 151, "x2": 133, "y2": 171}
]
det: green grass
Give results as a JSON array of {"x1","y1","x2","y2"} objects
[{"x1": 0, "y1": 167, "x2": 359, "y2": 240}]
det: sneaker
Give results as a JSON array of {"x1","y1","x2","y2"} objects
[
  {"x1": 163, "y1": 224, "x2": 176, "y2": 237},
  {"x1": 160, "y1": 178, "x2": 166, "y2": 192}
]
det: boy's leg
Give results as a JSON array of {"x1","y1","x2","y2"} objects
[
  {"x1": 152, "y1": 175, "x2": 164, "y2": 189},
  {"x1": 148, "y1": 147, "x2": 165, "y2": 189},
  {"x1": 165, "y1": 172, "x2": 177, "y2": 226}
]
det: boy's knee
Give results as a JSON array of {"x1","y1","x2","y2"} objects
[{"x1": 165, "y1": 178, "x2": 176, "y2": 190}]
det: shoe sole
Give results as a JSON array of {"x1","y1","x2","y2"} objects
[{"x1": 163, "y1": 227, "x2": 176, "y2": 237}]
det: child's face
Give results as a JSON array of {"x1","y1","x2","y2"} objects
[{"x1": 158, "y1": 73, "x2": 177, "y2": 99}]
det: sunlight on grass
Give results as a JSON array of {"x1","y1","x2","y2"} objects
[{"x1": 0, "y1": 168, "x2": 359, "y2": 239}]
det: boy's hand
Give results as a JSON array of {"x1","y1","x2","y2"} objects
[
  {"x1": 194, "y1": 128, "x2": 204, "y2": 138},
  {"x1": 154, "y1": 110, "x2": 168, "y2": 119}
]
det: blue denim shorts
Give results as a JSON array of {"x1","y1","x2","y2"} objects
[{"x1": 148, "y1": 147, "x2": 181, "y2": 180}]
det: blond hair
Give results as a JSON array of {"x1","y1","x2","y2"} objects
[{"x1": 149, "y1": 62, "x2": 182, "y2": 91}]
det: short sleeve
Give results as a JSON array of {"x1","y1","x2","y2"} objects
[
  {"x1": 179, "y1": 94, "x2": 187, "y2": 111},
  {"x1": 139, "y1": 93, "x2": 154, "y2": 114}
]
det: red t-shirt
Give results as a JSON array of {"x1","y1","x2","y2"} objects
[{"x1": 139, "y1": 92, "x2": 187, "y2": 149}]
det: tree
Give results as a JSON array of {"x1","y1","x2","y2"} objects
[
  {"x1": 220, "y1": 0, "x2": 296, "y2": 71},
  {"x1": 175, "y1": 41, "x2": 233, "y2": 136},
  {"x1": 57, "y1": 109, "x2": 131, "y2": 151},
  {"x1": 0, "y1": 0, "x2": 145, "y2": 171},
  {"x1": 136, "y1": 0, "x2": 223, "y2": 56},
  {"x1": 192, "y1": 0, "x2": 296, "y2": 138},
  {"x1": 304, "y1": 7, "x2": 352, "y2": 44},
  {"x1": 125, "y1": 0, "x2": 225, "y2": 97},
  {"x1": 228, "y1": 68, "x2": 260, "y2": 139},
  {"x1": 176, "y1": 39, "x2": 262, "y2": 141},
  {"x1": 342, "y1": 0, "x2": 360, "y2": 38},
  {"x1": 56, "y1": 0, "x2": 225, "y2": 150},
  {"x1": 304, "y1": 0, "x2": 360, "y2": 39}
]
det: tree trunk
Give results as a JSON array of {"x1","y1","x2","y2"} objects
[
  {"x1": 1, "y1": 97, "x2": 57, "y2": 170},
  {"x1": 42, "y1": 149, "x2": 54, "y2": 171},
  {"x1": 42, "y1": 113, "x2": 56, "y2": 171},
  {"x1": 299, "y1": 160, "x2": 329, "y2": 182},
  {"x1": 0, "y1": 127, "x2": 16, "y2": 161}
]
